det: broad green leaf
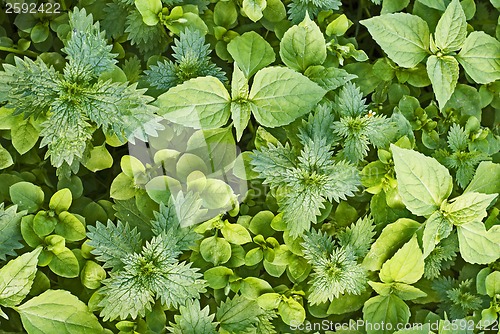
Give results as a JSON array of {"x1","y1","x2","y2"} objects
[
  {"x1": 49, "y1": 188, "x2": 72, "y2": 214},
  {"x1": 48, "y1": 248, "x2": 80, "y2": 278},
  {"x1": 363, "y1": 295, "x2": 410, "y2": 334},
  {"x1": 81, "y1": 260, "x2": 106, "y2": 290},
  {"x1": 240, "y1": 277, "x2": 273, "y2": 299},
  {"x1": 226, "y1": 32, "x2": 275, "y2": 78},
  {"x1": 83, "y1": 145, "x2": 113, "y2": 172},
  {"x1": 200, "y1": 235, "x2": 231, "y2": 265},
  {"x1": 11, "y1": 119, "x2": 39, "y2": 155},
  {"x1": 135, "y1": 0, "x2": 161, "y2": 26},
  {"x1": 304, "y1": 65, "x2": 357, "y2": 91},
  {"x1": 392, "y1": 283, "x2": 427, "y2": 300},
  {"x1": 0, "y1": 248, "x2": 41, "y2": 307},
  {"x1": 221, "y1": 222, "x2": 252, "y2": 245},
  {"x1": 363, "y1": 218, "x2": 420, "y2": 271},
  {"x1": 0, "y1": 204, "x2": 25, "y2": 260},
  {"x1": 417, "y1": 0, "x2": 448, "y2": 10},
  {"x1": 443, "y1": 192, "x2": 498, "y2": 226},
  {"x1": 242, "y1": 0, "x2": 266, "y2": 22},
  {"x1": 465, "y1": 162, "x2": 500, "y2": 194},
  {"x1": 434, "y1": 0, "x2": 467, "y2": 52},
  {"x1": 17, "y1": 289, "x2": 104, "y2": 333},
  {"x1": 381, "y1": 0, "x2": 410, "y2": 14},
  {"x1": 9, "y1": 182, "x2": 44, "y2": 214},
  {"x1": 280, "y1": 15, "x2": 327, "y2": 71},
  {"x1": 55, "y1": 211, "x2": 86, "y2": 241},
  {"x1": 422, "y1": 211, "x2": 452, "y2": 258},
  {"x1": 200, "y1": 178, "x2": 233, "y2": 209},
  {"x1": 426, "y1": 55, "x2": 459, "y2": 109},
  {"x1": 249, "y1": 67, "x2": 325, "y2": 127},
  {"x1": 145, "y1": 176, "x2": 175, "y2": 204},
  {"x1": 204, "y1": 266, "x2": 233, "y2": 289},
  {"x1": 186, "y1": 126, "x2": 237, "y2": 172},
  {"x1": 380, "y1": 235, "x2": 424, "y2": 284},
  {"x1": 231, "y1": 102, "x2": 251, "y2": 142},
  {"x1": 156, "y1": 76, "x2": 231, "y2": 129},
  {"x1": 391, "y1": 145, "x2": 452, "y2": 217},
  {"x1": 326, "y1": 14, "x2": 352, "y2": 36},
  {"x1": 360, "y1": 13, "x2": 430, "y2": 68},
  {"x1": 485, "y1": 271, "x2": 500, "y2": 298},
  {"x1": 257, "y1": 293, "x2": 281, "y2": 309},
  {"x1": 33, "y1": 211, "x2": 57, "y2": 237},
  {"x1": 0, "y1": 144, "x2": 13, "y2": 169},
  {"x1": 110, "y1": 173, "x2": 136, "y2": 200},
  {"x1": 456, "y1": 31, "x2": 500, "y2": 84},
  {"x1": 121, "y1": 155, "x2": 145, "y2": 178},
  {"x1": 457, "y1": 221, "x2": 500, "y2": 264},
  {"x1": 278, "y1": 297, "x2": 305, "y2": 326}
]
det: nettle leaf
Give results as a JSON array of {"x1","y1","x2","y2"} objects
[
  {"x1": 0, "y1": 204, "x2": 25, "y2": 260},
  {"x1": 167, "y1": 299, "x2": 218, "y2": 334},
  {"x1": 216, "y1": 295, "x2": 262, "y2": 333},
  {"x1": 0, "y1": 248, "x2": 41, "y2": 308},
  {"x1": 249, "y1": 67, "x2": 326, "y2": 127},
  {"x1": 17, "y1": 290, "x2": 105, "y2": 333},
  {"x1": 87, "y1": 220, "x2": 143, "y2": 271},
  {"x1": 227, "y1": 32, "x2": 275, "y2": 78},
  {"x1": 379, "y1": 235, "x2": 424, "y2": 284},
  {"x1": 443, "y1": 192, "x2": 498, "y2": 226},
  {"x1": 360, "y1": 13, "x2": 430, "y2": 68},
  {"x1": 391, "y1": 145, "x2": 452, "y2": 217},
  {"x1": 434, "y1": 0, "x2": 467, "y2": 52},
  {"x1": 363, "y1": 295, "x2": 410, "y2": 334},
  {"x1": 156, "y1": 76, "x2": 231, "y2": 129},
  {"x1": 456, "y1": 221, "x2": 500, "y2": 264},
  {"x1": 456, "y1": 31, "x2": 500, "y2": 84},
  {"x1": 426, "y1": 55, "x2": 459, "y2": 109},
  {"x1": 280, "y1": 14, "x2": 327, "y2": 72}
]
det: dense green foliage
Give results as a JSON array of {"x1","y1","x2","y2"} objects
[{"x1": 0, "y1": 0, "x2": 499, "y2": 333}]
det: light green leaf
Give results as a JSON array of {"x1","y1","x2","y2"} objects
[
  {"x1": 240, "y1": 277, "x2": 273, "y2": 300},
  {"x1": 55, "y1": 212, "x2": 86, "y2": 242},
  {"x1": 434, "y1": 0, "x2": 467, "y2": 52},
  {"x1": 156, "y1": 76, "x2": 231, "y2": 129},
  {"x1": 422, "y1": 211, "x2": 452, "y2": 258},
  {"x1": 457, "y1": 221, "x2": 500, "y2": 264},
  {"x1": 465, "y1": 162, "x2": 500, "y2": 195},
  {"x1": 11, "y1": 119, "x2": 39, "y2": 155},
  {"x1": 110, "y1": 173, "x2": 136, "y2": 201},
  {"x1": 227, "y1": 32, "x2": 275, "y2": 78},
  {"x1": 249, "y1": 67, "x2": 325, "y2": 127},
  {"x1": 135, "y1": 0, "x2": 162, "y2": 26},
  {"x1": 381, "y1": 0, "x2": 410, "y2": 14},
  {"x1": 363, "y1": 218, "x2": 420, "y2": 271},
  {"x1": 280, "y1": 14, "x2": 327, "y2": 71},
  {"x1": 204, "y1": 266, "x2": 233, "y2": 289},
  {"x1": 304, "y1": 65, "x2": 357, "y2": 91},
  {"x1": 363, "y1": 295, "x2": 410, "y2": 334},
  {"x1": 0, "y1": 248, "x2": 41, "y2": 308},
  {"x1": 9, "y1": 182, "x2": 44, "y2": 214},
  {"x1": 231, "y1": 102, "x2": 251, "y2": 142},
  {"x1": 200, "y1": 235, "x2": 232, "y2": 265},
  {"x1": 216, "y1": 295, "x2": 262, "y2": 333},
  {"x1": 456, "y1": 31, "x2": 500, "y2": 84},
  {"x1": 82, "y1": 145, "x2": 113, "y2": 172},
  {"x1": 49, "y1": 188, "x2": 72, "y2": 214},
  {"x1": 360, "y1": 13, "x2": 430, "y2": 68},
  {"x1": 443, "y1": 192, "x2": 498, "y2": 226},
  {"x1": 392, "y1": 283, "x2": 427, "y2": 300},
  {"x1": 380, "y1": 235, "x2": 424, "y2": 284},
  {"x1": 200, "y1": 179, "x2": 233, "y2": 210},
  {"x1": 0, "y1": 144, "x2": 13, "y2": 169},
  {"x1": 485, "y1": 271, "x2": 500, "y2": 298},
  {"x1": 48, "y1": 248, "x2": 80, "y2": 278},
  {"x1": 417, "y1": 0, "x2": 448, "y2": 10},
  {"x1": 426, "y1": 55, "x2": 459, "y2": 109},
  {"x1": 242, "y1": 0, "x2": 266, "y2": 22},
  {"x1": 221, "y1": 222, "x2": 252, "y2": 245},
  {"x1": 391, "y1": 145, "x2": 452, "y2": 217},
  {"x1": 278, "y1": 297, "x2": 305, "y2": 326},
  {"x1": 17, "y1": 289, "x2": 105, "y2": 333}
]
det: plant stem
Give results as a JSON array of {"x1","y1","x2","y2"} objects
[{"x1": 0, "y1": 46, "x2": 38, "y2": 58}]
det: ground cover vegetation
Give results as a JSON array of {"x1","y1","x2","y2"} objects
[{"x1": 0, "y1": 0, "x2": 499, "y2": 333}]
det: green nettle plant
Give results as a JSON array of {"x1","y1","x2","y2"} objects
[{"x1": 0, "y1": 0, "x2": 499, "y2": 333}]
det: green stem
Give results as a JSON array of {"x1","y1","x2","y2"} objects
[{"x1": 0, "y1": 46, "x2": 38, "y2": 58}]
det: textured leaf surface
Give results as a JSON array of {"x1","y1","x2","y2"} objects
[
  {"x1": 434, "y1": 0, "x2": 467, "y2": 52},
  {"x1": 457, "y1": 221, "x2": 500, "y2": 264},
  {"x1": 0, "y1": 204, "x2": 25, "y2": 261},
  {"x1": 426, "y1": 55, "x2": 459, "y2": 109}
]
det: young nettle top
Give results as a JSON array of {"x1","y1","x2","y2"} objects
[
  {"x1": 0, "y1": 8, "x2": 163, "y2": 176},
  {"x1": 361, "y1": 0, "x2": 500, "y2": 109}
]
